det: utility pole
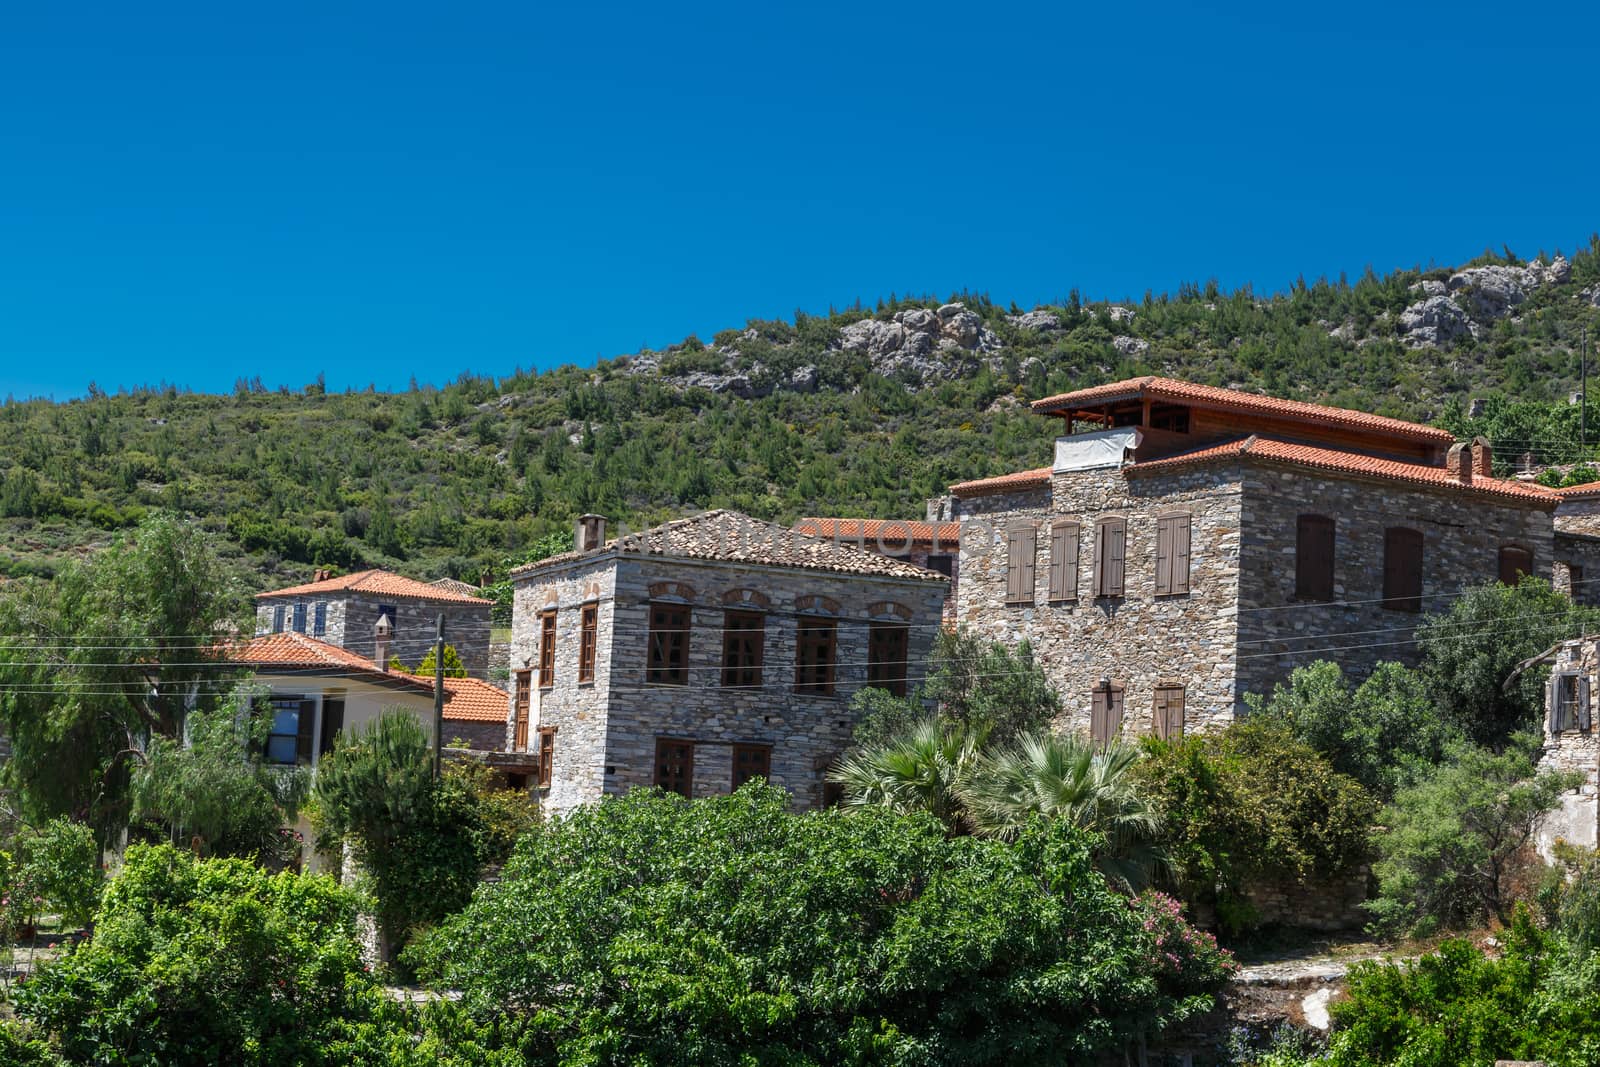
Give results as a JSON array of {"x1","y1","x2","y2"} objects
[
  {"x1": 433, "y1": 612, "x2": 445, "y2": 781},
  {"x1": 1584, "y1": 325, "x2": 1590, "y2": 456}
]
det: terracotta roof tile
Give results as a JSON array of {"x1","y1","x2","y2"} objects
[
  {"x1": 397, "y1": 673, "x2": 509, "y2": 722},
  {"x1": 1128, "y1": 435, "x2": 1559, "y2": 506},
  {"x1": 1030, "y1": 376, "x2": 1456, "y2": 444},
  {"x1": 227, "y1": 633, "x2": 435, "y2": 691},
  {"x1": 948, "y1": 467, "x2": 1053, "y2": 497},
  {"x1": 513, "y1": 509, "x2": 949, "y2": 582},
  {"x1": 256, "y1": 569, "x2": 493, "y2": 605},
  {"x1": 1553, "y1": 481, "x2": 1600, "y2": 501},
  {"x1": 793, "y1": 518, "x2": 961, "y2": 547}
]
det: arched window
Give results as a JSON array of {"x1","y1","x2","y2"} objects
[{"x1": 1499, "y1": 545, "x2": 1534, "y2": 586}]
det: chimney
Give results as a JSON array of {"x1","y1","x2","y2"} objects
[
  {"x1": 575, "y1": 514, "x2": 607, "y2": 553},
  {"x1": 1445, "y1": 442, "x2": 1472, "y2": 483},
  {"x1": 313, "y1": 568, "x2": 330, "y2": 582},
  {"x1": 374, "y1": 612, "x2": 393, "y2": 670},
  {"x1": 1471, "y1": 436, "x2": 1493, "y2": 479}
]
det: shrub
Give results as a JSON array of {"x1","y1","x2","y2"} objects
[
  {"x1": 409, "y1": 783, "x2": 1235, "y2": 1066},
  {"x1": 4, "y1": 818, "x2": 102, "y2": 931}
]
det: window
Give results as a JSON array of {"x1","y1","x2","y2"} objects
[
  {"x1": 264, "y1": 695, "x2": 315, "y2": 766},
  {"x1": 1499, "y1": 545, "x2": 1534, "y2": 586},
  {"x1": 1090, "y1": 683, "x2": 1124, "y2": 748},
  {"x1": 272, "y1": 605, "x2": 285, "y2": 633},
  {"x1": 1153, "y1": 685, "x2": 1185, "y2": 740},
  {"x1": 822, "y1": 780, "x2": 846, "y2": 809},
  {"x1": 1382, "y1": 527, "x2": 1424, "y2": 612},
  {"x1": 1572, "y1": 564, "x2": 1587, "y2": 605},
  {"x1": 866, "y1": 622, "x2": 909, "y2": 696},
  {"x1": 377, "y1": 605, "x2": 396, "y2": 630},
  {"x1": 721, "y1": 610, "x2": 764, "y2": 688},
  {"x1": 647, "y1": 603, "x2": 690, "y2": 685},
  {"x1": 1295, "y1": 515, "x2": 1336, "y2": 601},
  {"x1": 1048, "y1": 520, "x2": 1080, "y2": 602},
  {"x1": 312, "y1": 602, "x2": 327, "y2": 637},
  {"x1": 926, "y1": 554, "x2": 954, "y2": 578},
  {"x1": 1550, "y1": 672, "x2": 1591, "y2": 733},
  {"x1": 292, "y1": 601, "x2": 308, "y2": 634},
  {"x1": 795, "y1": 617, "x2": 837, "y2": 695},
  {"x1": 539, "y1": 611, "x2": 557, "y2": 687},
  {"x1": 578, "y1": 604, "x2": 598, "y2": 684},
  {"x1": 655, "y1": 738, "x2": 694, "y2": 797},
  {"x1": 732, "y1": 743, "x2": 771, "y2": 789},
  {"x1": 538, "y1": 727, "x2": 555, "y2": 788},
  {"x1": 513, "y1": 669, "x2": 532, "y2": 750},
  {"x1": 1005, "y1": 524, "x2": 1037, "y2": 605},
  {"x1": 1094, "y1": 517, "x2": 1126, "y2": 598},
  {"x1": 1154, "y1": 515, "x2": 1191, "y2": 596}
]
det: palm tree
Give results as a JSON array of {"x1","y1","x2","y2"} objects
[
  {"x1": 828, "y1": 718, "x2": 982, "y2": 835},
  {"x1": 963, "y1": 731, "x2": 1164, "y2": 890}
]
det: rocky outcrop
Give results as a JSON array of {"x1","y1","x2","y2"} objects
[
  {"x1": 1399, "y1": 295, "x2": 1477, "y2": 348},
  {"x1": 1447, "y1": 255, "x2": 1571, "y2": 320},
  {"x1": 1008, "y1": 309, "x2": 1062, "y2": 331},
  {"x1": 1106, "y1": 305, "x2": 1135, "y2": 323},
  {"x1": 1112, "y1": 335, "x2": 1150, "y2": 358},
  {"x1": 1583, "y1": 285, "x2": 1600, "y2": 309},
  {"x1": 834, "y1": 303, "x2": 1000, "y2": 382}
]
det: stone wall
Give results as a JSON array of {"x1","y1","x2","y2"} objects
[
  {"x1": 1241, "y1": 866, "x2": 1371, "y2": 932},
  {"x1": 256, "y1": 593, "x2": 493, "y2": 676},
  {"x1": 1555, "y1": 497, "x2": 1600, "y2": 537},
  {"x1": 441, "y1": 719, "x2": 509, "y2": 751},
  {"x1": 953, "y1": 467, "x2": 1244, "y2": 738},
  {"x1": 1537, "y1": 639, "x2": 1599, "y2": 859},
  {"x1": 1555, "y1": 532, "x2": 1600, "y2": 606},
  {"x1": 1236, "y1": 466, "x2": 1555, "y2": 700}
]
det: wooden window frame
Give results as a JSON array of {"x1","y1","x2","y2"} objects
[
  {"x1": 1047, "y1": 520, "x2": 1080, "y2": 602},
  {"x1": 1154, "y1": 514, "x2": 1192, "y2": 597},
  {"x1": 731, "y1": 743, "x2": 772, "y2": 790},
  {"x1": 1152, "y1": 684, "x2": 1185, "y2": 740},
  {"x1": 577, "y1": 603, "x2": 598, "y2": 684},
  {"x1": 721, "y1": 610, "x2": 765, "y2": 689},
  {"x1": 865, "y1": 622, "x2": 910, "y2": 697},
  {"x1": 1499, "y1": 544, "x2": 1534, "y2": 587},
  {"x1": 537, "y1": 726, "x2": 555, "y2": 788},
  {"x1": 655, "y1": 737, "x2": 694, "y2": 797},
  {"x1": 1382, "y1": 527, "x2": 1425, "y2": 613},
  {"x1": 538, "y1": 610, "x2": 557, "y2": 688},
  {"x1": 264, "y1": 695, "x2": 315, "y2": 766},
  {"x1": 646, "y1": 602, "x2": 691, "y2": 686},
  {"x1": 1295, "y1": 514, "x2": 1336, "y2": 602},
  {"x1": 1093, "y1": 517, "x2": 1127, "y2": 599},
  {"x1": 1089, "y1": 683, "x2": 1124, "y2": 749},
  {"x1": 271, "y1": 605, "x2": 285, "y2": 633},
  {"x1": 1005, "y1": 523, "x2": 1037, "y2": 605},
  {"x1": 512, "y1": 669, "x2": 532, "y2": 750},
  {"x1": 1549, "y1": 672, "x2": 1592, "y2": 734},
  {"x1": 794, "y1": 617, "x2": 837, "y2": 696}
]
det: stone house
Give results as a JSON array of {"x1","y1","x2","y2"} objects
[
  {"x1": 951, "y1": 376, "x2": 1561, "y2": 742},
  {"x1": 1535, "y1": 636, "x2": 1599, "y2": 858},
  {"x1": 507, "y1": 510, "x2": 949, "y2": 815},
  {"x1": 792, "y1": 516, "x2": 960, "y2": 617},
  {"x1": 253, "y1": 569, "x2": 494, "y2": 678},
  {"x1": 1550, "y1": 482, "x2": 1600, "y2": 605}
]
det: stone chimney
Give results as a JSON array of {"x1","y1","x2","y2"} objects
[
  {"x1": 1471, "y1": 436, "x2": 1493, "y2": 479},
  {"x1": 1446, "y1": 442, "x2": 1472, "y2": 483},
  {"x1": 575, "y1": 514, "x2": 607, "y2": 553},
  {"x1": 374, "y1": 612, "x2": 393, "y2": 670},
  {"x1": 313, "y1": 568, "x2": 331, "y2": 582}
]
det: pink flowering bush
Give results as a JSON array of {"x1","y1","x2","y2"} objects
[{"x1": 1134, "y1": 889, "x2": 1236, "y2": 988}]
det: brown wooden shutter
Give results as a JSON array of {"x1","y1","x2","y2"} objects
[
  {"x1": 1155, "y1": 518, "x2": 1173, "y2": 596},
  {"x1": 1096, "y1": 518, "x2": 1126, "y2": 597},
  {"x1": 1296, "y1": 515, "x2": 1335, "y2": 601},
  {"x1": 1382, "y1": 528, "x2": 1424, "y2": 612},
  {"x1": 1090, "y1": 685, "x2": 1123, "y2": 746},
  {"x1": 1048, "y1": 521, "x2": 1079, "y2": 601},
  {"x1": 1547, "y1": 674, "x2": 1561, "y2": 735},
  {"x1": 1581, "y1": 675, "x2": 1593, "y2": 731},
  {"x1": 1171, "y1": 516, "x2": 1191, "y2": 594},
  {"x1": 1006, "y1": 524, "x2": 1035, "y2": 605},
  {"x1": 296, "y1": 699, "x2": 317, "y2": 762},
  {"x1": 1499, "y1": 545, "x2": 1533, "y2": 586},
  {"x1": 1020, "y1": 525, "x2": 1036, "y2": 602},
  {"x1": 1153, "y1": 685, "x2": 1185, "y2": 739}
]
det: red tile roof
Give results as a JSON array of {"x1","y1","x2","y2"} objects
[
  {"x1": 256, "y1": 569, "x2": 493, "y2": 605},
  {"x1": 793, "y1": 518, "x2": 961, "y2": 547},
  {"x1": 228, "y1": 632, "x2": 434, "y2": 691},
  {"x1": 397, "y1": 673, "x2": 509, "y2": 722},
  {"x1": 1553, "y1": 481, "x2": 1600, "y2": 501},
  {"x1": 1030, "y1": 376, "x2": 1456, "y2": 445},
  {"x1": 948, "y1": 467, "x2": 1053, "y2": 497},
  {"x1": 1128, "y1": 435, "x2": 1559, "y2": 506}
]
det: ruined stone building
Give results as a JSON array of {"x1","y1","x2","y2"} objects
[
  {"x1": 507, "y1": 510, "x2": 949, "y2": 814},
  {"x1": 1536, "y1": 636, "x2": 1599, "y2": 857},
  {"x1": 949, "y1": 376, "x2": 1562, "y2": 741},
  {"x1": 254, "y1": 568, "x2": 494, "y2": 677}
]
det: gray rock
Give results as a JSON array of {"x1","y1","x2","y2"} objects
[
  {"x1": 868, "y1": 322, "x2": 907, "y2": 358},
  {"x1": 935, "y1": 303, "x2": 966, "y2": 322},
  {"x1": 1449, "y1": 266, "x2": 1528, "y2": 319},
  {"x1": 1112, "y1": 335, "x2": 1150, "y2": 358},
  {"x1": 1583, "y1": 285, "x2": 1600, "y2": 309},
  {"x1": 836, "y1": 319, "x2": 879, "y2": 353},
  {"x1": 1530, "y1": 254, "x2": 1571, "y2": 286},
  {"x1": 939, "y1": 309, "x2": 983, "y2": 348},
  {"x1": 894, "y1": 307, "x2": 939, "y2": 333},
  {"x1": 1009, "y1": 309, "x2": 1062, "y2": 331},
  {"x1": 1469, "y1": 397, "x2": 1487, "y2": 417},
  {"x1": 783, "y1": 365, "x2": 818, "y2": 393},
  {"x1": 1399, "y1": 295, "x2": 1477, "y2": 347},
  {"x1": 1410, "y1": 279, "x2": 1448, "y2": 299},
  {"x1": 1107, "y1": 305, "x2": 1135, "y2": 323}
]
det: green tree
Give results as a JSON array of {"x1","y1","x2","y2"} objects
[
  {"x1": 831, "y1": 718, "x2": 983, "y2": 833},
  {"x1": 411, "y1": 643, "x2": 467, "y2": 678}
]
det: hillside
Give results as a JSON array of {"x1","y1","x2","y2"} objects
[{"x1": 3, "y1": 236, "x2": 1599, "y2": 599}]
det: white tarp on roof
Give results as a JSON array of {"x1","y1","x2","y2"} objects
[{"x1": 1053, "y1": 427, "x2": 1139, "y2": 472}]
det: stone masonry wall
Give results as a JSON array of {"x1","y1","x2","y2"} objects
[
  {"x1": 1537, "y1": 640, "x2": 1598, "y2": 859},
  {"x1": 1236, "y1": 467, "x2": 1555, "y2": 701},
  {"x1": 441, "y1": 719, "x2": 508, "y2": 751},
  {"x1": 1555, "y1": 532, "x2": 1600, "y2": 606},
  {"x1": 256, "y1": 594, "x2": 492, "y2": 676},
  {"x1": 1555, "y1": 498, "x2": 1600, "y2": 537},
  {"x1": 953, "y1": 466, "x2": 1243, "y2": 739}
]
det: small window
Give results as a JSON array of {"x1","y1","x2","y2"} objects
[
  {"x1": 866, "y1": 622, "x2": 909, "y2": 697},
  {"x1": 537, "y1": 727, "x2": 556, "y2": 789},
  {"x1": 539, "y1": 611, "x2": 558, "y2": 688},
  {"x1": 1550, "y1": 673, "x2": 1591, "y2": 733},
  {"x1": 312, "y1": 602, "x2": 327, "y2": 637},
  {"x1": 1296, "y1": 515, "x2": 1336, "y2": 602},
  {"x1": 1382, "y1": 527, "x2": 1425, "y2": 613},
  {"x1": 1155, "y1": 515, "x2": 1191, "y2": 596},
  {"x1": 272, "y1": 605, "x2": 285, "y2": 633},
  {"x1": 1005, "y1": 524, "x2": 1037, "y2": 605},
  {"x1": 377, "y1": 605, "x2": 397, "y2": 629},
  {"x1": 578, "y1": 604, "x2": 598, "y2": 684},
  {"x1": 721, "y1": 610, "x2": 765, "y2": 688},
  {"x1": 822, "y1": 780, "x2": 846, "y2": 809},
  {"x1": 292, "y1": 601, "x2": 308, "y2": 634},
  {"x1": 926, "y1": 554, "x2": 954, "y2": 578},
  {"x1": 647, "y1": 603, "x2": 690, "y2": 686},
  {"x1": 264, "y1": 696, "x2": 315, "y2": 766},
  {"x1": 1090, "y1": 684, "x2": 1124, "y2": 748},
  {"x1": 732, "y1": 743, "x2": 772, "y2": 789},
  {"x1": 1094, "y1": 518, "x2": 1126, "y2": 598},
  {"x1": 513, "y1": 670, "x2": 532, "y2": 750},
  {"x1": 1571, "y1": 563, "x2": 1587, "y2": 605},
  {"x1": 795, "y1": 617, "x2": 837, "y2": 695},
  {"x1": 1048, "y1": 521, "x2": 1080, "y2": 602},
  {"x1": 1499, "y1": 545, "x2": 1534, "y2": 586},
  {"x1": 655, "y1": 738, "x2": 694, "y2": 797},
  {"x1": 1153, "y1": 685, "x2": 1185, "y2": 739}
]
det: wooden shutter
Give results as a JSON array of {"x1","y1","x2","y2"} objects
[
  {"x1": 578, "y1": 604, "x2": 598, "y2": 683},
  {"x1": 1155, "y1": 518, "x2": 1173, "y2": 595},
  {"x1": 1582, "y1": 675, "x2": 1593, "y2": 731},
  {"x1": 1499, "y1": 545, "x2": 1533, "y2": 586},
  {"x1": 539, "y1": 612, "x2": 557, "y2": 687},
  {"x1": 1296, "y1": 515, "x2": 1335, "y2": 601},
  {"x1": 1548, "y1": 673, "x2": 1561, "y2": 735},
  {"x1": 513, "y1": 669, "x2": 531, "y2": 750},
  {"x1": 1006, "y1": 524, "x2": 1036, "y2": 605},
  {"x1": 1382, "y1": 528, "x2": 1424, "y2": 612},
  {"x1": 1155, "y1": 515, "x2": 1190, "y2": 596},
  {"x1": 1048, "y1": 521, "x2": 1079, "y2": 601},
  {"x1": 1096, "y1": 518, "x2": 1126, "y2": 598},
  {"x1": 319, "y1": 699, "x2": 345, "y2": 756},
  {"x1": 655, "y1": 738, "x2": 694, "y2": 797},
  {"x1": 1090, "y1": 685, "x2": 1123, "y2": 747},
  {"x1": 732, "y1": 744, "x2": 772, "y2": 789},
  {"x1": 1153, "y1": 685, "x2": 1185, "y2": 739},
  {"x1": 295, "y1": 699, "x2": 316, "y2": 762},
  {"x1": 538, "y1": 727, "x2": 555, "y2": 788}
]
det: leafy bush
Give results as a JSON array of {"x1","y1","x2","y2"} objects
[
  {"x1": 409, "y1": 783, "x2": 1235, "y2": 1066},
  {"x1": 0, "y1": 818, "x2": 103, "y2": 933}
]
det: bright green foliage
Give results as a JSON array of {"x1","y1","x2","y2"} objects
[
  {"x1": 1135, "y1": 719, "x2": 1378, "y2": 933},
  {"x1": 832, "y1": 718, "x2": 984, "y2": 833},
  {"x1": 0, "y1": 514, "x2": 243, "y2": 838},
  {"x1": 313, "y1": 713, "x2": 493, "y2": 953},
  {"x1": 9, "y1": 818, "x2": 102, "y2": 930},
  {"x1": 1416, "y1": 578, "x2": 1600, "y2": 749},
  {"x1": 409, "y1": 784, "x2": 1235, "y2": 1066},
  {"x1": 1245, "y1": 660, "x2": 1459, "y2": 800},
  {"x1": 130, "y1": 692, "x2": 308, "y2": 861},
  {"x1": 411, "y1": 642, "x2": 468, "y2": 678},
  {"x1": 1367, "y1": 738, "x2": 1581, "y2": 936}
]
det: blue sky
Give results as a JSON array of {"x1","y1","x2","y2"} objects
[{"x1": 1, "y1": 1, "x2": 1596, "y2": 399}]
